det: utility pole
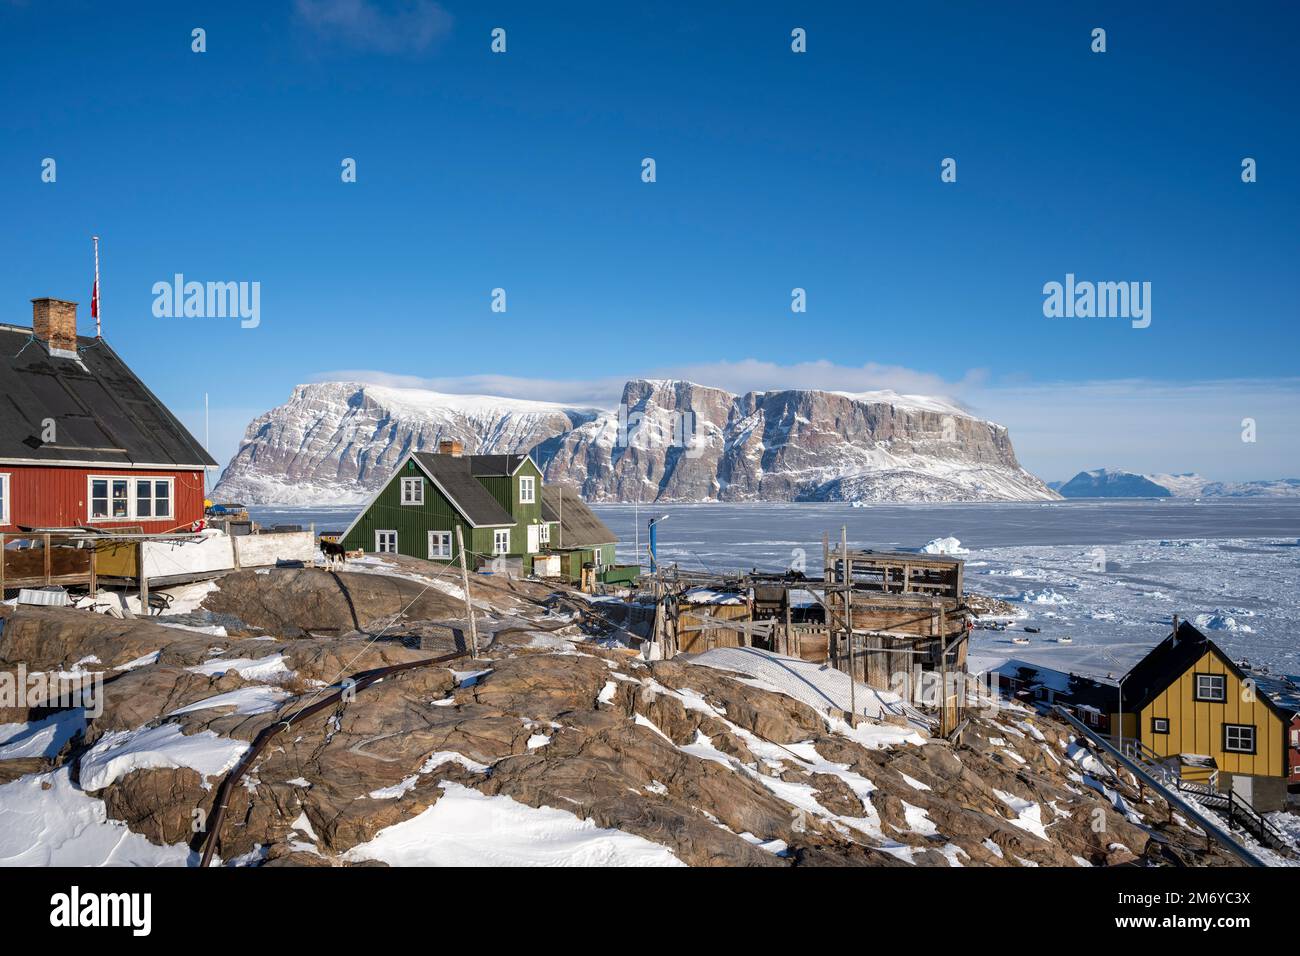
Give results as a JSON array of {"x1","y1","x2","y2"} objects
[{"x1": 455, "y1": 525, "x2": 479, "y2": 656}]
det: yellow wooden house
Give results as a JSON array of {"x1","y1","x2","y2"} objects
[{"x1": 1122, "y1": 621, "x2": 1298, "y2": 809}]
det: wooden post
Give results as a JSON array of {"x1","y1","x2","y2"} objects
[
  {"x1": 137, "y1": 541, "x2": 149, "y2": 613},
  {"x1": 783, "y1": 600, "x2": 793, "y2": 657},
  {"x1": 43, "y1": 533, "x2": 51, "y2": 585},
  {"x1": 454, "y1": 526, "x2": 479, "y2": 657},
  {"x1": 939, "y1": 605, "x2": 950, "y2": 736},
  {"x1": 88, "y1": 543, "x2": 97, "y2": 594},
  {"x1": 0, "y1": 533, "x2": 5, "y2": 593}
]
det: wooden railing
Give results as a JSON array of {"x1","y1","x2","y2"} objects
[{"x1": 0, "y1": 533, "x2": 98, "y2": 592}]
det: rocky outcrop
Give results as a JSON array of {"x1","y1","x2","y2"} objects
[{"x1": 0, "y1": 566, "x2": 1238, "y2": 868}]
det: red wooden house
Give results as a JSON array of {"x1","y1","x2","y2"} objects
[{"x1": 0, "y1": 297, "x2": 215, "y2": 534}]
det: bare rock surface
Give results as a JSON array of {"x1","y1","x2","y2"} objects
[{"x1": 0, "y1": 566, "x2": 1240, "y2": 867}]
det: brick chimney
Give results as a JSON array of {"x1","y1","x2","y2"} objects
[
  {"x1": 32, "y1": 298, "x2": 79, "y2": 354},
  {"x1": 438, "y1": 439, "x2": 464, "y2": 457}
]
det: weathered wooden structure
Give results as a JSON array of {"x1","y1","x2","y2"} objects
[
  {"x1": 646, "y1": 533, "x2": 973, "y2": 735},
  {"x1": 0, "y1": 532, "x2": 99, "y2": 591}
]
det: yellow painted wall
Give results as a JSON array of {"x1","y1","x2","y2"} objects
[{"x1": 1139, "y1": 648, "x2": 1284, "y2": 777}]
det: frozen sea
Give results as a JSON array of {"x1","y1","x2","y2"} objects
[{"x1": 250, "y1": 499, "x2": 1300, "y2": 677}]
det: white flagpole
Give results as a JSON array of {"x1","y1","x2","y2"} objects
[{"x1": 92, "y1": 235, "x2": 102, "y2": 337}]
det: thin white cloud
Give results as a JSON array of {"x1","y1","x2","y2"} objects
[
  {"x1": 310, "y1": 360, "x2": 984, "y2": 410},
  {"x1": 293, "y1": 0, "x2": 452, "y2": 55}
]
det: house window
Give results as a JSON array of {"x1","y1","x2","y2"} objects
[
  {"x1": 1291, "y1": 728, "x2": 1299, "y2": 748},
  {"x1": 90, "y1": 477, "x2": 129, "y2": 519},
  {"x1": 1223, "y1": 723, "x2": 1256, "y2": 755},
  {"x1": 539, "y1": 522, "x2": 551, "y2": 545},
  {"x1": 0, "y1": 473, "x2": 9, "y2": 525},
  {"x1": 1152, "y1": 717, "x2": 1170, "y2": 735},
  {"x1": 493, "y1": 529, "x2": 511, "y2": 555},
  {"x1": 89, "y1": 476, "x2": 173, "y2": 521},
  {"x1": 1194, "y1": 673, "x2": 1226, "y2": 702},
  {"x1": 519, "y1": 476, "x2": 535, "y2": 504},
  {"x1": 375, "y1": 530, "x2": 398, "y2": 554},
  {"x1": 134, "y1": 479, "x2": 173, "y2": 520},
  {"x1": 428, "y1": 531, "x2": 452, "y2": 559},
  {"x1": 401, "y1": 477, "x2": 423, "y2": 505}
]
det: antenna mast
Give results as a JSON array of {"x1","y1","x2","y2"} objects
[{"x1": 91, "y1": 235, "x2": 102, "y2": 337}]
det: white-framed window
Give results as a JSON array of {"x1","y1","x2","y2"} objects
[
  {"x1": 1152, "y1": 717, "x2": 1170, "y2": 735},
  {"x1": 375, "y1": 530, "x2": 398, "y2": 554},
  {"x1": 539, "y1": 522, "x2": 551, "y2": 545},
  {"x1": 0, "y1": 473, "x2": 9, "y2": 525},
  {"x1": 1223, "y1": 723, "x2": 1256, "y2": 754},
  {"x1": 401, "y1": 477, "x2": 423, "y2": 505},
  {"x1": 1291, "y1": 728, "x2": 1299, "y2": 748},
  {"x1": 1194, "y1": 673, "x2": 1226, "y2": 702},
  {"x1": 428, "y1": 530, "x2": 452, "y2": 559},
  {"x1": 493, "y1": 529, "x2": 511, "y2": 555},
  {"x1": 134, "y1": 478, "x2": 172, "y2": 520},
  {"x1": 88, "y1": 475, "x2": 173, "y2": 521},
  {"x1": 519, "y1": 476, "x2": 535, "y2": 504}
]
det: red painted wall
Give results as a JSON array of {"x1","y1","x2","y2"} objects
[{"x1": 0, "y1": 464, "x2": 206, "y2": 534}]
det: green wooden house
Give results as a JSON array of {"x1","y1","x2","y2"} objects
[
  {"x1": 339, "y1": 443, "x2": 556, "y2": 573},
  {"x1": 540, "y1": 484, "x2": 621, "y2": 584}
]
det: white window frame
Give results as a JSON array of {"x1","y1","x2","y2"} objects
[
  {"x1": 1195, "y1": 673, "x2": 1226, "y2": 703},
  {"x1": 493, "y1": 529, "x2": 511, "y2": 555},
  {"x1": 375, "y1": 530, "x2": 398, "y2": 554},
  {"x1": 1152, "y1": 717, "x2": 1169, "y2": 734},
  {"x1": 400, "y1": 477, "x2": 424, "y2": 506},
  {"x1": 87, "y1": 474, "x2": 173, "y2": 522},
  {"x1": 539, "y1": 522, "x2": 550, "y2": 545},
  {"x1": 1223, "y1": 723, "x2": 1256, "y2": 754},
  {"x1": 133, "y1": 476, "x2": 174, "y2": 521},
  {"x1": 519, "y1": 476, "x2": 535, "y2": 504},
  {"x1": 0, "y1": 473, "x2": 9, "y2": 525},
  {"x1": 427, "y1": 530, "x2": 452, "y2": 559}
]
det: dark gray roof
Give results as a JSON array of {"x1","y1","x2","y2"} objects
[
  {"x1": 541, "y1": 485, "x2": 617, "y2": 547},
  {"x1": 412, "y1": 452, "x2": 515, "y2": 526},
  {"x1": 467, "y1": 454, "x2": 529, "y2": 477},
  {"x1": 1124, "y1": 621, "x2": 1298, "y2": 721},
  {"x1": 0, "y1": 325, "x2": 216, "y2": 468},
  {"x1": 1252, "y1": 672, "x2": 1300, "y2": 718}
]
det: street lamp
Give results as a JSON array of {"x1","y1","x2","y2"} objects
[{"x1": 647, "y1": 514, "x2": 670, "y2": 572}]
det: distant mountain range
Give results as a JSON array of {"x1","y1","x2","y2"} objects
[
  {"x1": 1050, "y1": 469, "x2": 1300, "y2": 499},
  {"x1": 212, "y1": 379, "x2": 1058, "y2": 505}
]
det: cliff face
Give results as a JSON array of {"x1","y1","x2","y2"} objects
[
  {"x1": 214, "y1": 379, "x2": 1056, "y2": 505},
  {"x1": 213, "y1": 382, "x2": 600, "y2": 505},
  {"x1": 534, "y1": 379, "x2": 1055, "y2": 503}
]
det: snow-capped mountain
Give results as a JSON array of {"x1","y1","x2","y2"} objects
[
  {"x1": 213, "y1": 382, "x2": 602, "y2": 505},
  {"x1": 1053, "y1": 468, "x2": 1300, "y2": 499},
  {"x1": 534, "y1": 380, "x2": 1056, "y2": 502},
  {"x1": 214, "y1": 378, "x2": 1056, "y2": 505}
]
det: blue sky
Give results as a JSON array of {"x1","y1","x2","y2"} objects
[{"x1": 1, "y1": 1, "x2": 1296, "y2": 481}]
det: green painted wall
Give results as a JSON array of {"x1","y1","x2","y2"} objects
[{"x1": 475, "y1": 458, "x2": 545, "y2": 558}]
